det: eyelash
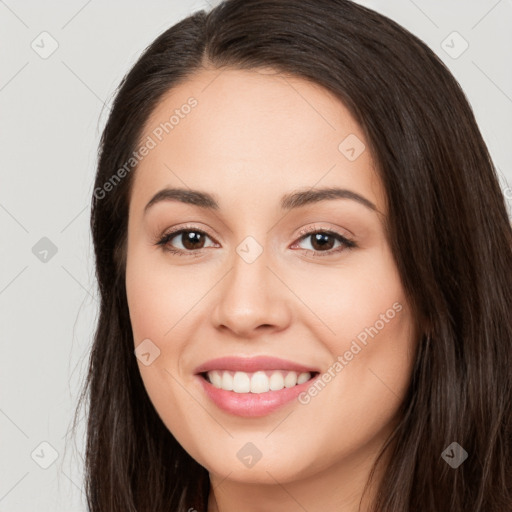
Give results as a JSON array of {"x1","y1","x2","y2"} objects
[{"x1": 155, "y1": 224, "x2": 357, "y2": 258}]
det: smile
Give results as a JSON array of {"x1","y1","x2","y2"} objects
[
  {"x1": 195, "y1": 370, "x2": 320, "y2": 417},
  {"x1": 202, "y1": 369, "x2": 315, "y2": 393}
]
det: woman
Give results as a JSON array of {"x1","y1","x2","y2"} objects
[{"x1": 74, "y1": 0, "x2": 512, "y2": 510}]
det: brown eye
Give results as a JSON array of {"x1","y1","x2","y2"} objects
[
  {"x1": 156, "y1": 228, "x2": 217, "y2": 255},
  {"x1": 175, "y1": 230, "x2": 207, "y2": 250},
  {"x1": 293, "y1": 229, "x2": 356, "y2": 257},
  {"x1": 308, "y1": 232, "x2": 337, "y2": 251}
]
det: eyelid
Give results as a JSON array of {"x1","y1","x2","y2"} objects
[
  {"x1": 152, "y1": 223, "x2": 216, "y2": 256},
  {"x1": 155, "y1": 223, "x2": 218, "y2": 242},
  {"x1": 294, "y1": 223, "x2": 355, "y2": 241},
  {"x1": 290, "y1": 224, "x2": 357, "y2": 255}
]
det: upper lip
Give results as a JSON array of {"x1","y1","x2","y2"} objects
[{"x1": 194, "y1": 356, "x2": 320, "y2": 375}]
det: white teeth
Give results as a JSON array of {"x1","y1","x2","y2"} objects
[
  {"x1": 297, "y1": 371, "x2": 310, "y2": 384},
  {"x1": 284, "y1": 371, "x2": 298, "y2": 388},
  {"x1": 209, "y1": 370, "x2": 223, "y2": 388},
  {"x1": 233, "y1": 371, "x2": 251, "y2": 393},
  {"x1": 205, "y1": 370, "x2": 313, "y2": 393},
  {"x1": 221, "y1": 371, "x2": 233, "y2": 391},
  {"x1": 250, "y1": 371, "x2": 269, "y2": 393},
  {"x1": 269, "y1": 371, "x2": 284, "y2": 391}
]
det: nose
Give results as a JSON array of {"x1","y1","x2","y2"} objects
[{"x1": 211, "y1": 247, "x2": 292, "y2": 339}]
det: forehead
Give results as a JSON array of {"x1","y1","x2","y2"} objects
[{"x1": 131, "y1": 67, "x2": 385, "y2": 215}]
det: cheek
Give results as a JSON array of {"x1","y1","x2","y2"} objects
[
  {"x1": 126, "y1": 267, "x2": 166, "y2": 344},
  {"x1": 294, "y1": 244, "x2": 416, "y2": 415},
  {"x1": 292, "y1": 244, "x2": 406, "y2": 342},
  {"x1": 125, "y1": 250, "x2": 200, "y2": 443},
  {"x1": 125, "y1": 248, "x2": 192, "y2": 343}
]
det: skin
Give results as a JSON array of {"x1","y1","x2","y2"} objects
[{"x1": 125, "y1": 66, "x2": 418, "y2": 511}]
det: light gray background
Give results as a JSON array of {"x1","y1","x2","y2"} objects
[{"x1": 0, "y1": 1, "x2": 510, "y2": 510}]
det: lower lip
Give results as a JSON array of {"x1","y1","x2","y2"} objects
[{"x1": 195, "y1": 373, "x2": 319, "y2": 417}]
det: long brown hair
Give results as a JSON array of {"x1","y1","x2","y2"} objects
[{"x1": 72, "y1": 0, "x2": 512, "y2": 510}]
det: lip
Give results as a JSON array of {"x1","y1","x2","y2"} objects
[
  {"x1": 193, "y1": 355, "x2": 320, "y2": 375},
  {"x1": 195, "y1": 372, "x2": 320, "y2": 418}
]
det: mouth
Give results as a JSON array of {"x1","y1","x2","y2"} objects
[
  {"x1": 195, "y1": 369, "x2": 321, "y2": 418},
  {"x1": 198, "y1": 369, "x2": 320, "y2": 393},
  {"x1": 193, "y1": 355, "x2": 322, "y2": 417}
]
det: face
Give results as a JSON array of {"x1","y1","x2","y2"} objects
[{"x1": 125, "y1": 67, "x2": 417, "y2": 492}]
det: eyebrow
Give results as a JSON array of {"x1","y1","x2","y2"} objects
[{"x1": 144, "y1": 186, "x2": 377, "y2": 214}]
